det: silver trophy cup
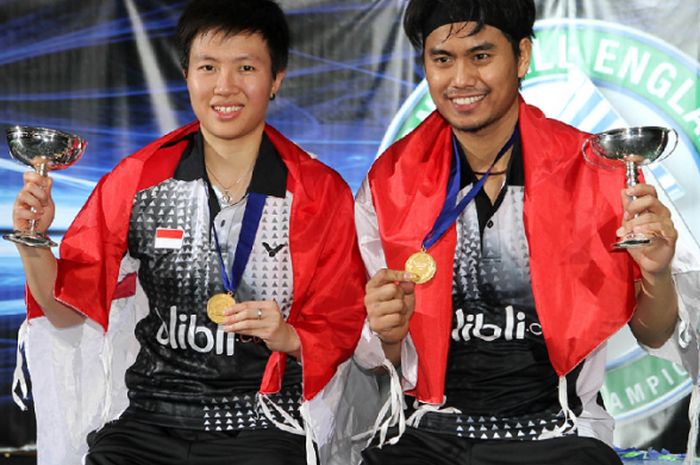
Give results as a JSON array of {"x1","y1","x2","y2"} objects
[
  {"x1": 582, "y1": 126, "x2": 678, "y2": 249},
  {"x1": 4, "y1": 126, "x2": 87, "y2": 247}
]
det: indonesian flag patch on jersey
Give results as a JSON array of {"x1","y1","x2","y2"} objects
[{"x1": 154, "y1": 228, "x2": 185, "y2": 249}]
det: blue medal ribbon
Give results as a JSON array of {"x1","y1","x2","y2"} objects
[
  {"x1": 422, "y1": 126, "x2": 519, "y2": 250},
  {"x1": 211, "y1": 192, "x2": 267, "y2": 295}
]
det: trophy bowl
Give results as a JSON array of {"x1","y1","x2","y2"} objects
[
  {"x1": 4, "y1": 126, "x2": 87, "y2": 248},
  {"x1": 582, "y1": 126, "x2": 678, "y2": 249}
]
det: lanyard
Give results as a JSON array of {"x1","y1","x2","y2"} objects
[
  {"x1": 422, "y1": 126, "x2": 519, "y2": 250},
  {"x1": 210, "y1": 192, "x2": 266, "y2": 295}
]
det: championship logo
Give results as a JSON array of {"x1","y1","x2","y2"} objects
[{"x1": 379, "y1": 19, "x2": 700, "y2": 425}]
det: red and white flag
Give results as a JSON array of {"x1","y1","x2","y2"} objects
[{"x1": 154, "y1": 228, "x2": 184, "y2": 249}]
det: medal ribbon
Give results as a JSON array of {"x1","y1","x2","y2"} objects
[
  {"x1": 211, "y1": 192, "x2": 267, "y2": 295},
  {"x1": 422, "y1": 125, "x2": 519, "y2": 250}
]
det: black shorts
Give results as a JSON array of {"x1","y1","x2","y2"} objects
[
  {"x1": 85, "y1": 417, "x2": 307, "y2": 465},
  {"x1": 361, "y1": 427, "x2": 622, "y2": 465}
]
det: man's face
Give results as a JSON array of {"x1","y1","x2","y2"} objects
[
  {"x1": 186, "y1": 30, "x2": 284, "y2": 145},
  {"x1": 423, "y1": 22, "x2": 531, "y2": 134}
]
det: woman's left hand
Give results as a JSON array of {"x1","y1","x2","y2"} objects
[{"x1": 223, "y1": 300, "x2": 301, "y2": 355}]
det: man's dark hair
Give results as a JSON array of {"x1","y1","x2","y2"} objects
[
  {"x1": 176, "y1": 0, "x2": 290, "y2": 77},
  {"x1": 403, "y1": 0, "x2": 535, "y2": 57}
]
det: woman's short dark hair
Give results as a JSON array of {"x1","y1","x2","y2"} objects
[
  {"x1": 176, "y1": 0, "x2": 290, "y2": 77},
  {"x1": 403, "y1": 0, "x2": 535, "y2": 57}
]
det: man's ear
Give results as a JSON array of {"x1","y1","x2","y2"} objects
[{"x1": 517, "y1": 38, "x2": 532, "y2": 79}]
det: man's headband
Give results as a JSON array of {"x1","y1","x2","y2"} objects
[{"x1": 421, "y1": 6, "x2": 509, "y2": 42}]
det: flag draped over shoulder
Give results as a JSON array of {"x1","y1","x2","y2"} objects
[
  {"x1": 368, "y1": 98, "x2": 638, "y2": 404},
  {"x1": 25, "y1": 121, "x2": 366, "y2": 401},
  {"x1": 261, "y1": 125, "x2": 367, "y2": 399}
]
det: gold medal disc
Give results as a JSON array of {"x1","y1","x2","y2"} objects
[
  {"x1": 207, "y1": 293, "x2": 235, "y2": 324},
  {"x1": 405, "y1": 250, "x2": 437, "y2": 284}
]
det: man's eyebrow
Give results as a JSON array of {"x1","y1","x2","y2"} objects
[
  {"x1": 427, "y1": 41, "x2": 496, "y2": 57},
  {"x1": 230, "y1": 53, "x2": 264, "y2": 62},
  {"x1": 467, "y1": 42, "x2": 496, "y2": 53}
]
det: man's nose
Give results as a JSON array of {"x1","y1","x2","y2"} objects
[{"x1": 452, "y1": 59, "x2": 478, "y2": 88}]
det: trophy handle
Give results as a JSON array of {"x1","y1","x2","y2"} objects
[
  {"x1": 582, "y1": 137, "x2": 596, "y2": 166},
  {"x1": 582, "y1": 136, "x2": 615, "y2": 171},
  {"x1": 663, "y1": 128, "x2": 679, "y2": 161}
]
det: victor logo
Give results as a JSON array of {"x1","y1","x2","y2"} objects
[
  {"x1": 262, "y1": 241, "x2": 286, "y2": 257},
  {"x1": 156, "y1": 306, "x2": 235, "y2": 356}
]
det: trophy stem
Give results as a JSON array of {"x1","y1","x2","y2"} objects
[
  {"x1": 625, "y1": 160, "x2": 639, "y2": 189},
  {"x1": 614, "y1": 159, "x2": 651, "y2": 249},
  {"x1": 27, "y1": 159, "x2": 49, "y2": 236},
  {"x1": 36, "y1": 159, "x2": 48, "y2": 177}
]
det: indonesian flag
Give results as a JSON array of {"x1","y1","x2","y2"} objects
[
  {"x1": 154, "y1": 228, "x2": 185, "y2": 249},
  {"x1": 368, "y1": 98, "x2": 638, "y2": 404},
  {"x1": 26, "y1": 121, "x2": 366, "y2": 401}
]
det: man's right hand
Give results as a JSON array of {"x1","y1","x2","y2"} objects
[
  {"x1": 12, "y1": 171, "x2": 55, "y2": 235},
  {"x1": 365, "y1": 269, "x2": 416, "y2": 347}
]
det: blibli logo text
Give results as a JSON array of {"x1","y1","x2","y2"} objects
[
  {"x1": 156, "y1": 306, "x2": 235, "y2": 356},
  {"x1": 452, "y1": 305, "x2": 542, "y2": 342}
]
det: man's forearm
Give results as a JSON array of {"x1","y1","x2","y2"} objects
[
  {"x1": 16, "y1": 245, "x2": 85, "y2": 328},
  {"x1": 630, "y1": 270, "x2": 678, "y2": 348}
]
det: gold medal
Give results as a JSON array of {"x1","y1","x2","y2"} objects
[
  {"x1": 207, "y1": 293, "x2": 235, "y2": 324},
  {"x1": 405, "y1": 250, "x2": 437, "y2": 284}
]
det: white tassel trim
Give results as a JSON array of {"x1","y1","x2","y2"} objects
[
  {"x1": 256, "y1": 392, "x2": 305, "y2": 434},
  {"x1": 351, "y1": 359, "x2": 406, "y2": 448},
  {"x1": 405, "y1": 397, "x2": 461, "y2": 429},
  {"x1": 11, "y1": 319, "x2": 29, "y2": 411},
  {"x1": 100, "y1": 333, "x2": 114, "y2": 425},
  {"x1": 257, "y1": 393, "x2": 317, "y2": 465},
  {"x1": 683, "y1": 383, "x2": 700, "y2": 465},
  {"x1": 299, "y1": 402, "x2": 318, "y2": 465},
  {"x1": 538, "y1": 376, "x2": 578, "y2": 440}
]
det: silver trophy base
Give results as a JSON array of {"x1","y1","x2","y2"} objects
[
  {"x1": 613, "y1": 233, "x2": 653, "y2": 249},
  {"x1": 3, "y1": 231, "x2": 57, "y2": 248}
]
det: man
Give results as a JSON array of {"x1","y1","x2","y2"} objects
[
  {"x1": 11, "y1": 1, "x2": 365, "y2": 464},
  {"x1": 355, "y1": 0, "x2": 689, "y2": 463}
]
